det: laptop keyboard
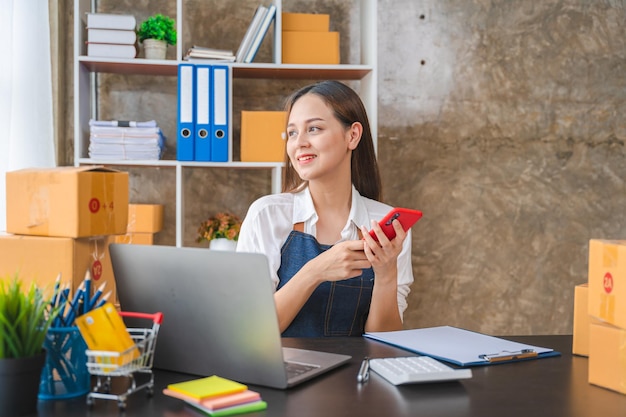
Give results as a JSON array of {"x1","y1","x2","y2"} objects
[{"x1": 285, "y1": 361, "x2": 319, "y2": 378}]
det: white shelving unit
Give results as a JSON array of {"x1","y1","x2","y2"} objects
[{"x1": 74, "y1": 0, "x2": 377, "y2": 247}]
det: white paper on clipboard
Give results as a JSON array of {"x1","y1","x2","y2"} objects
[{"x1": 364, "y1": 326, "x2": 559, "y2": 367}]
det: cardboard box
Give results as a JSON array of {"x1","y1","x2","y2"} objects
[
  {"x1": 126, "y1": 204, "x2": 163, "y2": 233},
  {"x1": 0, "y1": 233, "x2": 117, "y2": 304},
  {"x1": 588, "y1": 321, "x2": 626, "y2": 395},
  {"x1": 240, "y1": 111, "x2": 287, "y2": 162},
  {"x1": 588, "y1": 239, "x2": 626, "y2": 329},
  {"x1": 282, "y1": 12, "x2": 330, "y2": 32},
  {"x1": 6, "y1": 166, "x2": 129, "y2": 238},
  {"x1": 573, "y1": 284, "x2": 590, "y2": 356},
  {"x1": 282, "y1": 31, "x2": 340, "y2": 64},
  {"x1": 114, "y1": 232, "x2": 154, "y2": 245}
]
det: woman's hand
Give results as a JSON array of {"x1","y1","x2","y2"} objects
[
  {"x1": 361, "y1": 218, "x2": 405, "y2": 281},
  {"x1": 303, "y1": 240, "x2": 372, "y2": 285}
]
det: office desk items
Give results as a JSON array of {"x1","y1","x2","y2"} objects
[
  {"x1": 365, "y1": 326, "x2": 560, "y2": 366},
  {"x1": 369, "y1": 356, "x2": 473, "y2": 385},
  {"x1": 357, "y1": 357, "x2": 369, "y2": 383},
  {"x1": 163, "y1": 387, "x2": 261, "y2": 409},
  {"x1": 84, "y1": 310, "x2": 163, "y2": 410},
  {"x1": 167, "y1": 375, "x2": 247, "y2": 400},
  {"x1": 185, "y1": 398, "x2": 268, "y2": 416},
  {"x1": 109, "y1": 244, "x2": 351, "y2": 388},
  {"x1": 75, "y1": 302, "x2": 139, "y2": 367}
]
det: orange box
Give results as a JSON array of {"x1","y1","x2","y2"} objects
[
  {"x1": 281, "y1": 12, "x2": 329, "y2": 32},
  {"x1": 126, "y1": 204, "x2": 163, "y2": 233},
  {"x1": 282, "y1": 31, "x2": 339, "y2": 64},
  {"x1": 6, "y1": 166, "x2": 129, "y2": 238},
  {"x1": 588, "y1": 321, "x2": 626, "y2": 395},
  {"x1": 114, "y1": 232, "x2": 154, "y2": 245},
  {"x1": 0, "y1": 233, "x2": 117, "y2": 304},
  {"x1": 573, "y1": 283, "x2": 603, "y2": 356},
  {"x1": 240, "y1": 111, "x2": 287, "y2": 162},
  {"x1": 588, "y1": 239, "x2": 626, "y2": 329}
]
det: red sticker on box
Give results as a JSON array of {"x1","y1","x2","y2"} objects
[
  {"x1": 89, "y1": 198, "x2": 100, "y2": 213},
  {"x1": 603, "y1": 272, "x2": 613, "y2": 294},
  {"x1": 92, "y1": 260, "x2": 103, "y2": 281}
]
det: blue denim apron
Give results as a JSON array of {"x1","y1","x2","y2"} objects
[{"x1": 277, "y1": 224, "x2": 374, "y2": 337}]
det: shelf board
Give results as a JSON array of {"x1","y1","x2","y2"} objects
[
  {"x1": 77, "y1": 158, "x2": 284, "y2": 169},
  {"x1": 78, "y1": 57, "x2": 373, "y2": 80}
]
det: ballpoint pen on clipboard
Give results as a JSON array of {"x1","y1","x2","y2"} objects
[{"x1": 479, "y1": 349, "x2": 538, "y2": 363}]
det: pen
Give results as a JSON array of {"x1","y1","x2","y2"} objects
[{"x1": 357, "y1": 357, "x2": 370, "y2": 383}]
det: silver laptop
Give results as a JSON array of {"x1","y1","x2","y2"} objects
[{"x1": 109, "y1": 244, "x2": 351, "y2": 389}]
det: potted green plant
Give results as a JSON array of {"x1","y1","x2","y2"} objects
[
  {"x1": 197, "y1": 212, "x2": 242, "y2": 251},
  {"x1": 0, "y1": 275, "x2": 58, "y2": 416},
  {"x1": 137, "y1": 13, "x2": 177, "y2": 60}
]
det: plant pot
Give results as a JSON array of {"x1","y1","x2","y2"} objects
[
  {"x1": 143, "y1": 38, "x2": 167, "y2": 60},
  {"x1": 0, "y1": 351, "x2": 46, "y2": 416},
  {"x1": 209, "y1": 238, "x2": 237, "y2": 251}
]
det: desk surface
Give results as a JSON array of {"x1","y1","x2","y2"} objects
[{"x1": 34, "y1": 335, "x2": 625, "y2": 417}]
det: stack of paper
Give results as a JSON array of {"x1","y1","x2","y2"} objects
[
  {"x1": 164, "y1": 375, "x2": 267, "y2": 417},
  {"x1": 184, "y1": 45, "x2": 235, "y2": 62},
  {"x1": 86, "y1": 13, "x2": 137, "y2": 59},
  {"x1": 88, "y1": 119, "x2": 166, "y2": 160}
]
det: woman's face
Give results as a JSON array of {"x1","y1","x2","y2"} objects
[{"x1": 286, "y1": 94, "x2": 360, "y2": 183}]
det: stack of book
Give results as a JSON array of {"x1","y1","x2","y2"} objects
[
  {"x1": 164, "y1": 375, "x2": 267, "y2": 417},
  {"x1": 86, "y1": 13, "x2": 137, "y2": 59},
  {"x1": 235, "y1": 3, "x2": 277, "y2": 63},
  {"x1": 88, "y1": 119, "x2": 165, "y2": 160},
  {"x1": 183, "y1": 45, "x2": 235, "y2": 62}
]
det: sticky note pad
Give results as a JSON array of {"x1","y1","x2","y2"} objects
[{"x1": 167, "y1": 375, "x2": 247, "y2": 400}]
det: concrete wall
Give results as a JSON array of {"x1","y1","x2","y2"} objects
[{"x1": 64, "y1": 0, "x2": 626, "y2": 335}]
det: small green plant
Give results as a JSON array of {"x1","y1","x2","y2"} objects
[
  {"x1": 0, "y1": 275, "x2": 58, "y2": 359},
  {"x1": 137, "y1": 14, "x2": 177, "y2": 45}
]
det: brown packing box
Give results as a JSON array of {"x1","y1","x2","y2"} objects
[
  {"x1": 6, "y1": 166, "x2": 129, "y2": 238},
  {"x1": 282, "y1": 31, "x2": 340, "y2": 65},
  {"x1": 0, "y1": 234, "x2": 117, "y2": 304},
  {"x1": 240, "y1": 111, "x2": 287, "y2": 162},
  {"x1": 572, "y1": 283, "x2": 603, "y2": 356},
  {"x1": 588, "y1": 321, "x2": 626, "y2": 395},
  {"x1": 588, "y1": 239, "x2": 626, "y2": 330},
  {"x1": 281, "y1": 12, "x2": 330, "y2": 32},
  {"x1": 126, "y1": 204, "x2": 163, "y2": 233},
  {"x1": 114, "y1": 232, "x2": 155, "y2": 245}
]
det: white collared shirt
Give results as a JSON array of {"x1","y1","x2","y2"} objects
[{"x1": 236, "y1": 185, "x2": 414, "y2": 318}]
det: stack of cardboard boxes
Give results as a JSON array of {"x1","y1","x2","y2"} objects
[
  {"x1": 281, "y1": 12, "x2": 339, "y2": 65},
  {"x1": 573, "y1": 239, "x2": 626, "y2": 394},
  {"x1": 0, "y1": 166, "x2": 129, "y2": 304}
]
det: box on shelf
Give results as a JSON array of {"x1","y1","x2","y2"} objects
[
  {"x1": 6, "y1": 166, "x2": 129, "y2": 238},
  {"x1": 588, "y1": 239, "x2": 626, "y2": 329},
  {"x1": 126, "y1": 204, "x2": 163, "y2": 233},
  {"x1": 240, "y1": 111, "x2": 287, "y2": 162},
  {"x1": 114, "y1": 232, "x2": 155, "y2": 245},
  {"x1": 282, "y1": 31, "x2": 339, "y2": 65},
  {"x1": 0, "y1": 233, "x2": 117, "y2": 304},
  {"x1": 588, "y1": 321, "x2": 626, "y2": 395},
  {"x1": 281, "y1": 12, "x2": 330, "y2": 32}
]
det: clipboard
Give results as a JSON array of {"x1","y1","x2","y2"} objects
[{"x1": 364, "y1": 326, "x2": 561, "y2": 367}]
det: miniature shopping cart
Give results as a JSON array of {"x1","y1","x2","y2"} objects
[{"x1": 85, "y1": 311, "x2": 163, "y2": 410}]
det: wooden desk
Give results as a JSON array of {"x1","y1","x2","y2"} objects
[{"x1": 34, "y1": 335, "x2": 626, "y2": 417}]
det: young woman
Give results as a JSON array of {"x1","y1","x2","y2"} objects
[{"x1": 236, "y1": 80, "x2": 414, "y2": 336}]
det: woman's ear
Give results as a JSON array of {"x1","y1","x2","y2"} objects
[{"x1": 347, "y1": 122, "x2": 363, "y2": 150}]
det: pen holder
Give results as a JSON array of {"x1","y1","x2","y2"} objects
[{"x1": 38, "y1": 327, "x2": 90, "y2": 400}]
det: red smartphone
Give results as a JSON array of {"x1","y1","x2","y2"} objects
[{"x1": 368, "y1": 208, "x2": 423, "y2": 241}]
